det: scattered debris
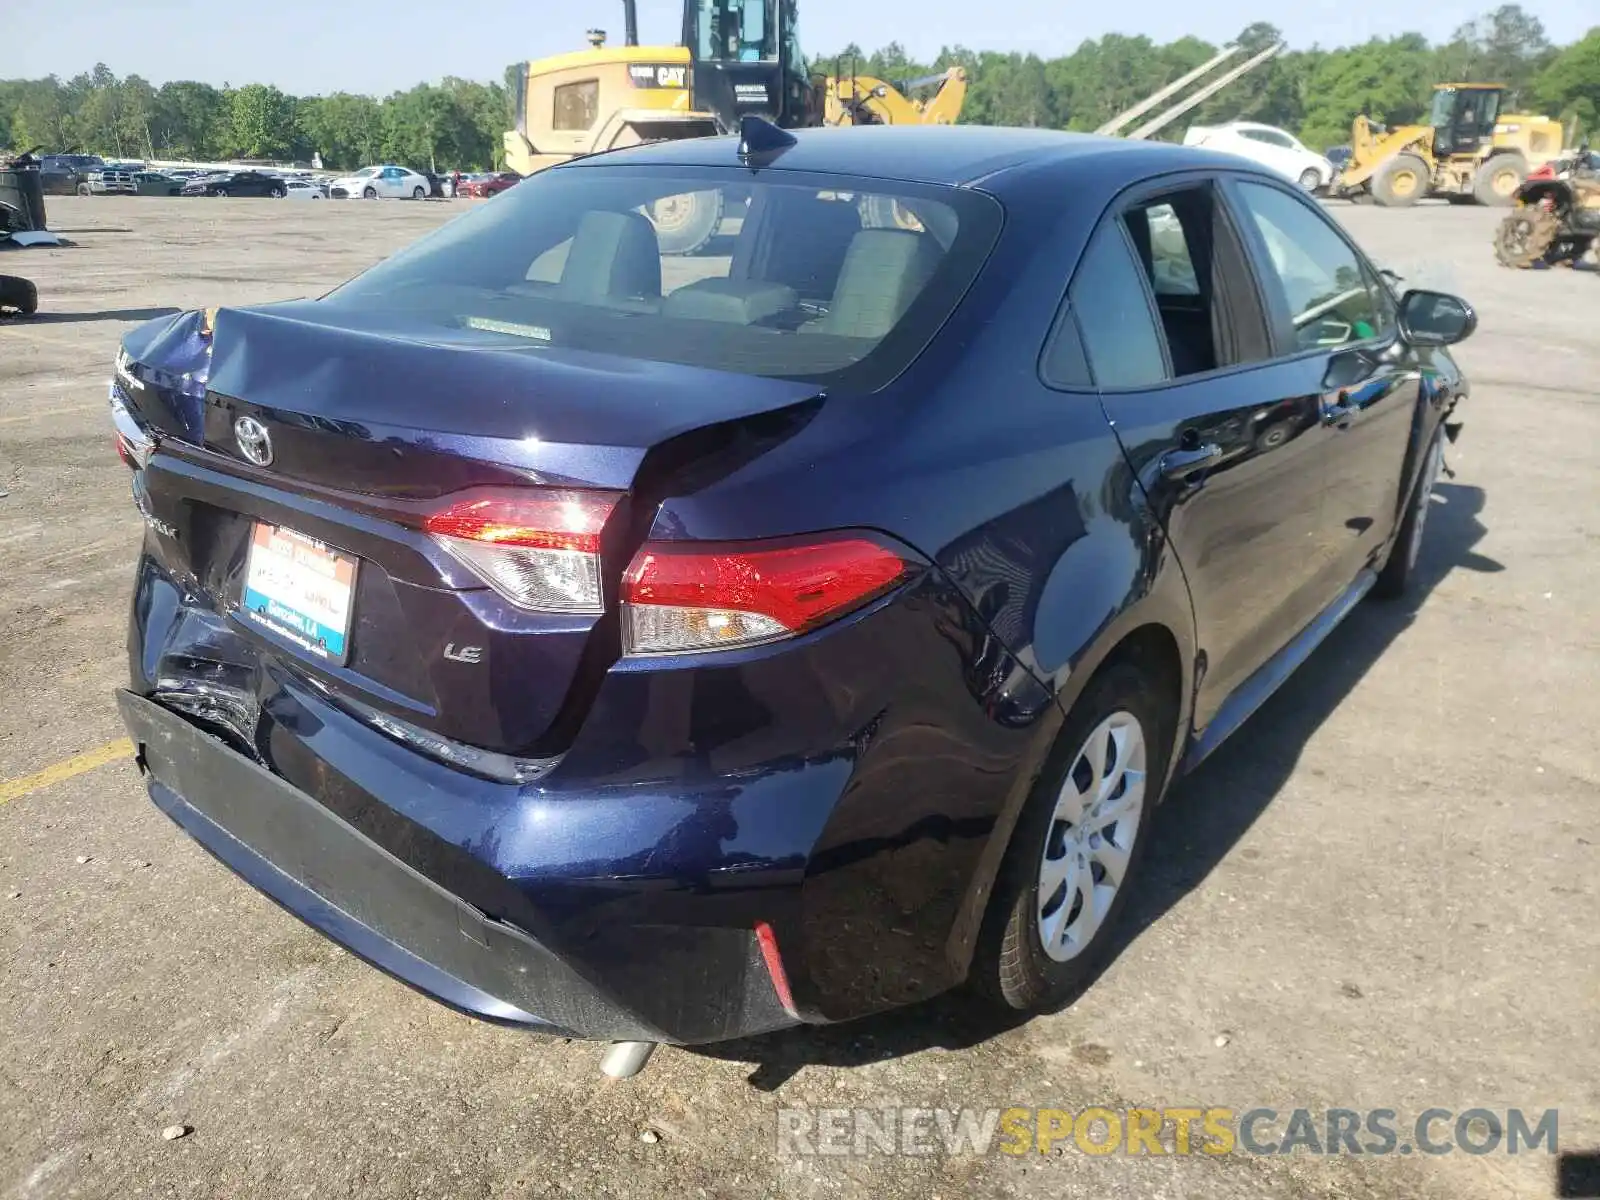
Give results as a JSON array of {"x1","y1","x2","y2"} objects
[
  {"x1": 1341, "y1": 982, "x2": 1365, "y2": 999},
  {"x1": 7, "y1": 891, "x2": 19, "y2": 899},
  {"x1": 75, "y1": 855, "x2": 91, "y2": 865},
  {"x1": 639, "y1": 1129, "x2": 660, "y2": 1145},
  {"x1": 160, "y1": 1124, "x2": 190, "y2": 1141},
  {"x1": 1213, "y1": 1034, "x2": 1230, "y2": 1048}
]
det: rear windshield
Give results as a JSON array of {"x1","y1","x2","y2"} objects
[{"x1": 319, "y1": 163, "x2": 1002, "y2": 391}]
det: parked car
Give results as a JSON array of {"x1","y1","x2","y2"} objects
[
  {"x1": 1183, "y1": 121, "x2": 1336, "y2": 191},
  {"x1": 131, "y1": 171, "x2": 183, "y2": 196},
  {"x1": 182, "y1": 171, "x2": 288, "y2": 198},
  {"x1": 282, "y1": 178, "x2": 329, "y2": 200},
  {"x1": 457, "y1": 171, "x2": 522, "y2": 199},
  {"x1": 109, "y1": 124, "x2": 1474, "y2": 1059},
  {"x1": 40, "y1": 153, "x2": 105, "y2": 195},
  {"x1": 328, "y1": 164, "x2": 432, "y2": 199}
]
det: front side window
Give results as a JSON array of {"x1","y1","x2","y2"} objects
[
  {"x1": 553, "y1": 80, "x2": 600, "y2": 131},
  {"x1": 1232, "y1": 181, "x2": 1392, "y2": 351},
  {"x1": 321, "y1": 166, "x2": 1001, "y2": 393}
]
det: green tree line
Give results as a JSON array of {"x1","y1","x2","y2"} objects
[
  {"x1": 819, "y1": 7, "x2": 1597, "y2": 148},
  {"x1": 1, "y1": 5, "x2": 1595, "y2": 171},
  {"x1": 0, "y1": 66, "x2": 510, "y2": 171}
]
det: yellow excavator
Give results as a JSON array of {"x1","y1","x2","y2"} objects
[
  {"x1": 1331, "y1": 82, "x2": 1565, "y2": 207},
  {"x1": 502, "y1": 0, "x2": 967, "y2": 252}
]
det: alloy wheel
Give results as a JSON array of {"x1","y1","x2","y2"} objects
[{"x1": 1036, "y1": 711, "x2": 1148, "y2": 963}]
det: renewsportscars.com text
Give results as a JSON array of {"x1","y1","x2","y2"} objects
[{"x1": 775, "y1": 1106, "x2": 1560, "y2": 1158}]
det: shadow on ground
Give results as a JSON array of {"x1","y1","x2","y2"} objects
[
  {"x1": 30, "y1": 226, "x2": 133, "y2": 235},
  {"x1": 18, "y1": 306, "x2": 179, "y2": 324},
  {"x1": 692, "y1": 481, "x2": 1503, "y2": 1090}
]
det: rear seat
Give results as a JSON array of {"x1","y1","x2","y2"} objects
[
  {"x1": 800, "y1": 229, "x2": 942, "y2": 338},
  {"x1": 513, "y1": 210, "x2": 664, "y2": 311}
]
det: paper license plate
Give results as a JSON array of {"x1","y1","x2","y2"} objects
[{"x1": 240, "y1": 523, "x2": 358, "y2": 665}]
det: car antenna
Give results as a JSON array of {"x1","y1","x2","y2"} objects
[{"x1": 738, "y1": 115, "x2": 797, "y2": 165}]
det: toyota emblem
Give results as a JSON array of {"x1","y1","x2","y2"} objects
[{"x1": 233, "y1": 415, "x2": 274, "y2": 467}]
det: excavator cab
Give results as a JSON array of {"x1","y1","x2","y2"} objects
[
  {"x1": 681, "y1": 0, "x2": 820, "y2": 132},
  {"x1": 1430, "y1": 84, "x2": 1504, "y2": 156}
]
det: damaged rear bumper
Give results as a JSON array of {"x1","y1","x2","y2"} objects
[{"x1": 117, "y1": 688, "x2": 794, "y2": 1044}]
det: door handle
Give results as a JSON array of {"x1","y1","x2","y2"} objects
[{"x1": 1158, "y1": 443, "x2": 1223, "y2": 480}]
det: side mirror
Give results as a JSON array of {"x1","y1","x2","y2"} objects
[{"x1": 1398, "y1": 289, "x2": 1477, "y2": 347}]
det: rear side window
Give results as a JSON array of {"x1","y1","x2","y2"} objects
[
  {"x1": 321, "y1": 165, "x2": 1002, "y2": 392},
  {"x1": 1063, "y1": 223, "x2": 1168, "y2": 388}
]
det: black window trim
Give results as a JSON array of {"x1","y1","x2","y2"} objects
[
  {"x1": 1037, "y1": 167, "x2": 1277, "y2": 396},
  {"x1": 1216, "y1": 170, "x2": 1401, "y2": 365}
]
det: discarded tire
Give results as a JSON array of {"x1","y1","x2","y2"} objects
[{"x1": 0, "y1": 274, "x2": 39, "y2": 315}]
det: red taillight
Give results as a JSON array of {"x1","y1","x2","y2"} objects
[
  {"x1": 620, "y1": 534, "x2": 911, "y2": 655},
  {"x1": 423, "y1": 489, "x2": 618, "y2": 613}
]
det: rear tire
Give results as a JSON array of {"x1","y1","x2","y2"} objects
[
  {"x1": 269, "y1": 186, "x2": 285, "y2": 199},
  {"x1": 1372, "y1": 153, "x2": 1429, "y2": 207},
  {"x1": 1474, "y1": 156, "x2": 1526, "y2": 207},
  {"x1": 647, "y1": 189, "x2": 723, "y2": 255},
  {"x1": 412, "y1": 185, "x2": 426, "y2": 199},
  {"x1": 1373, "y1": 428, "x2": 1444, "y2": 601},
  {"x1": 1297, "y1": 167, "x2": 1322, "y2": 192},
  {"x1": 363, "y1": 185, "x2": 377, "y2": 199},
  {"x1": 971, "y1": 661, "x2": 1174, "y2": 1013},
  {"x1": 0, "y1": 274, "x2": 39, "y2": 315}
]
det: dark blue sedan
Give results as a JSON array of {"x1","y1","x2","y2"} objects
[{"x1": 109, "y1": 122, "x2": 1474, "y2": 1067}]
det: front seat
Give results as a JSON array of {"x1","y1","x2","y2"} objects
[
  {"x1": 556, "y1": 210, "x2": 663, "y2": 308},
  {"x1": 804, "y1": 229, "x2": 942, "y2": 338}
]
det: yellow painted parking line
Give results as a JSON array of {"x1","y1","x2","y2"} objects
[{"x1": 0, "y1": 738, "x2": 134, "y2": 806}]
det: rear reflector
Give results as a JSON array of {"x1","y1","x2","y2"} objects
[
  {"x1": 424, "y1": 489, "x2": 618, "y2": 613},
  {"x1": 754, "y1": 920, "x2": 796, "y2": 1015},
  {"x1": 620, "y1": 534, "x2": 910, "y2": 655}
]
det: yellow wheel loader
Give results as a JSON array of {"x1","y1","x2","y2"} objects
[
  {"x1": 822, "y1": 65, "x2": 967, "y2": 128},
  {"x1": 502, "y1": 0, "x2": 967, "y2": 253},
  {"x1": 1332, "y1": 83, "x2": 1564, "y2": 208}
]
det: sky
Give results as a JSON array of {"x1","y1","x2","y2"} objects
[{"x1": 4, "y1": 0, "x2": 1597, "y2": 97}]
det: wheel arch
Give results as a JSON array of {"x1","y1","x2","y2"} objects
[{"x1": 943, "y1": 593, "x2": 1197, "y2": 988}]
